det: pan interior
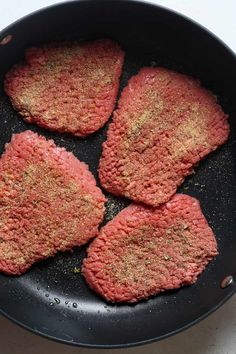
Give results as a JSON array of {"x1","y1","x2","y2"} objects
[{"x1": 0, "y1": 0, "x2": 236, "y2": 348}]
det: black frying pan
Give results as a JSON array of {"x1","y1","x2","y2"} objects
[{"x1": 0, "y1": 0, "x2": 236, "y2": 348}]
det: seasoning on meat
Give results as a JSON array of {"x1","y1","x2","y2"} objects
[
  {"x1": 0, "y1": 131, "x2": 105, "y2": 275},
  {"x1": 99, "y1": 67, "x2": 229, "y2": 206},
  {"x1": 4, "y1": 39, "x2": 124, "y2": 137},
  {"x1": 82, "y1": 194, "x2": 218, "y2": 303}
]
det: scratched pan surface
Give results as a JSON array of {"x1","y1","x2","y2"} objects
[{"x1": 0, "y1": 0, "x2": 236, "y2": 348}]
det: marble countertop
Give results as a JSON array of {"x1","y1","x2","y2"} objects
[{"x1": 0, "y1": 1, "x2": 235, "y2": 353}]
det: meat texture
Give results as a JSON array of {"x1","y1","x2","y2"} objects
[
  {"x1": 82, "y1": 194, "x2": 218, "y2": 303},
  {"x1": 99, "y1": 67, "x2": 229, "y2": 206},
  {"x1": 0, "y1": 131, "x2": 105, "y2": 275},
  {"x1": 4, "y1": 39, "x2": 124, "y2": 137}
]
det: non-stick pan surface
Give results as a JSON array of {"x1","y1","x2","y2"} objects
[{"x1": 0, "y1": 0, "x2": 236, "y2": 348}]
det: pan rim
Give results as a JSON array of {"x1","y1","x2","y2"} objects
[
  {"x1": 0, "y1": 0, "x2": 236, "y2": 348},
  {"x1": 1, "y1": 288, "x2": 235, "y2": 348},
  {"x1": 0, "y1": 0, "x2": 235, "y2": 58}
]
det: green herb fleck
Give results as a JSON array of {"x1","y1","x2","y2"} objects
[{"x1": 73, "y1": 267, "x2": 81, "y2": 274}]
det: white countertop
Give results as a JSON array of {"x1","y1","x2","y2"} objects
[{"x1": 0, "y1": 1, "x2": 236, "y2": 353}]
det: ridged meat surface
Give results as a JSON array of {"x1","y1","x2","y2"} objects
[
  {"x1": 0, "y1": 131, "x2": 105, "y2": 275},
  {"x1": 82, "y1": 194, "x2": 218, "y2": 303},
  {"x1": 99, "y1": 67, "x2": 229, "y2": 206},
  {"x1": 5, "y1": 39, "x2": 124, "y2": 137}
]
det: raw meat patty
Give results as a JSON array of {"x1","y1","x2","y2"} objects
[
  {"x1": 0, "y1": 131, "x2": 105, "y2": 275},
  {"x1": 4, "y1": 39, "x2": 124, "y2": 137},
  {"x1": 82, "y1": 194, "x2": 218, "y2": 303},
  {"x1": 99, "y1": 67, "x2": 229, "y2": 207}
]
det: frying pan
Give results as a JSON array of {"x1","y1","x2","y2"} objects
[{"x1": 0, "y1": 0, "x2": 236, "y2": 348}]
